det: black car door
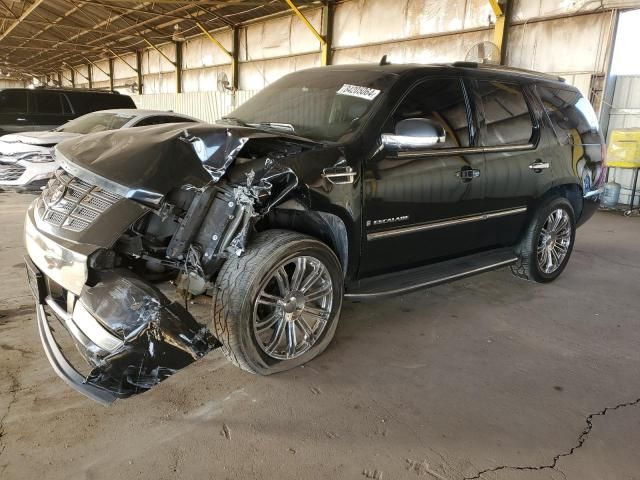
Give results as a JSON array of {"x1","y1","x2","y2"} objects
[
  {"x1": 360, "y1": 76, "x2": 487, "y2": 277},
  {"x1": 470, "y1": 78, "x2": 551, "y2": 247},
  {"x1": 0, "y1": 90, "x2": 31, "y2": 134},
  {"x1": 31, "y1": 91, "x2": 67, "y2": 131}
]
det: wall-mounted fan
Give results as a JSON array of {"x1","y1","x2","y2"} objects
[
  {"x1": 217, "y1": 71, "x2": 233, "y2": 92},
  {"x1": 465, "y1": 41, "x2": 501, "y2": 64}
]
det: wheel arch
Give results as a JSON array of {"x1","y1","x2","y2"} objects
[
  {"x1": 257, "y1": 203, "x2": 350, "y2": 275},
  {"x1": 536, "y1": 182, "x2": 583, "y2": 219}
]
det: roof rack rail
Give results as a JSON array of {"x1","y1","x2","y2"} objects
[{"x1": 451, "y1": 61, "x2": 565, "y2": 82}]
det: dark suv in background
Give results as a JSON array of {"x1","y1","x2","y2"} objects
[
  {"x1": 23, "y1": 62, "x2": 605, "y2": 404},
  {"x1": 0, "y1": 88, "x2": 136, "y2": 135}
]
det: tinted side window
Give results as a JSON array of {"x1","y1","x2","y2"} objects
[
  {"x1": 35, "y1": 91, "x2": 63, "y2": 114},
  {"x1": 0, "y1": 90, "x2": 28, "y2": 114},
  {"x1": 134, "y1": 116, "x2": 162, "y2": 127},
  {"x1": 476, "y1": 80, "x2": 534, "y2": 147},
  {"x1": 61, "y1": 94, "x2": 73, "y2": 114},
  {"x1": 163, "y1": 116, "x2": 195, "y2": 124},
  {"x1": 387, "y1": 78, "x2": 471, "y2": 149},
  {"x1": 536, "y1": 85, "x2": 599, "y2": 145}
]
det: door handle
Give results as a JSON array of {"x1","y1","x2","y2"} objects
[
  {"x1": 16, "y1": 118, "x2": 28, "y2": 122},
  {"x1": 322, "y1": 165, "x2": 357, "y2": 185},
  {"x1": 456, "y1": 167, "x2": 480, "y2": 182},
  {"x1": 529, "y1": 161, "x2": 550, "y2": 172}
]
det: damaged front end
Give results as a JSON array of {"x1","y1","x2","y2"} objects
[{"x1": 25, "y1": 123, "x2": 317, "y2": 404}]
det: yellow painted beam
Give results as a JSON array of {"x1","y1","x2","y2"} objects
[
  {"x1": 488, "y1": 0, "x2": 503, "y2": 17},
  {"x1": 143, "y1": 37, "x2": 176, "y2": 66},
  {"x1": 196, "y1": 22, "x2": 233, "y2": 58},
  {"x1": 283, "y1": 0, "x2": 327, "y2": 54},
  {"x1": 493, "y1": 13, "x2": 506, "y2": 53}
]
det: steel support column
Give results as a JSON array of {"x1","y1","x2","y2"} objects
[
  {"x1": 175, "y1": 41, "x2": 183, "y2": 93},
  {"x1": 489, "y1": 0, "x2": 510, "y2": 64},
  {"x1": 321, "y1": 1, "x2": 334, "y2": 65},
  {"x1": 232, "y1": 27, "x2": 240, "y2": 90},
  {"x1": 109, "y1": 59, "x2": 115, "y2": 91},
  {"x1": 136, "y1": 50, "x2": 143, "y2": 94}
]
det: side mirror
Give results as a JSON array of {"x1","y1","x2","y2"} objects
[{"x1": 381, "y1": 118, "x2": 446, "y2": 151}]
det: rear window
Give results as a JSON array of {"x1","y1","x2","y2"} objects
[
  {"x1": 34, "y1": 91, "x2": 63, "y2": 114},
  {"x1": 0, "y1": 90, "x2": 27, "y2": 114},
  {"x1": 536, "y1": 85, "x2": 600, "y2": 144},
  {"x1": 476, "y1": 80, "x2": 535, "y2": 147}
]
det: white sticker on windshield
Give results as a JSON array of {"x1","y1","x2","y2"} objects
[{"x1": 337, "y1": 84, "x2": 381, "y2": 101}]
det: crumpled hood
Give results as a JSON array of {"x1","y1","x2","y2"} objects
[
  {"x1": 55, "y1": 122, "x2": 308, "y2": 205},
  {"x1": 1, "y1": 130, "x2": 80, "y2": 147}
]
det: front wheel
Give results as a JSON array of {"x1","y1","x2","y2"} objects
[
  {"x1": 212, "y1": 230, "x2": 343, "y2": 374},
  {"x1": 511, "y1": 197, "x2": 576, "y2": 283}
]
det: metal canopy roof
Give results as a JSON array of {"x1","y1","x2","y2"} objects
[{"x1": 0, "y1": 0, "x2": 320, "y2": 80}]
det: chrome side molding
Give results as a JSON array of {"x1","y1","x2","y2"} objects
[{"x1": 367, "y1": 207, "x2": 527, "y2": 241}]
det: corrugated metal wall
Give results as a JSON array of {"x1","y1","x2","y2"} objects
[
  {"x1": 41, "y1": 0, "x2": 640, "y2": 119},
  {"x1": 130, "y1": 90, "x2": 257, "y2": 124},
  {"x1": 0, "y1": 79, "x2": 24, "y2": 88}
]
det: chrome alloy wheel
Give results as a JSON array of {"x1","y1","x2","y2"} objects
[
  {"x1": 252, "y1": 255, "x2": 333, "y2": 360},
  {"x1": 537, "y1": 208, "x2": 572, "y2": 274}
]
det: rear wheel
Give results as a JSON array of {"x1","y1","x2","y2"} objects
[
  {"x1": 212, "y1": 230, "x2": 343, "y2": 374},
  {"x1": 511, "y1": 197, "x2": 576, "y2": 283}
]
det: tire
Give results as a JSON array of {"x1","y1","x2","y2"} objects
[
  {"x1": 212, "y1": 229, "x2": 344, "y2": 375},
  {"x1": 511, "y1": 196, "x2": 576, "y2": 283}
]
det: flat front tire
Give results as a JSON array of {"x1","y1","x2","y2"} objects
[{"x1": 212, "y1": 230, "x2": 343, "y2": 374}]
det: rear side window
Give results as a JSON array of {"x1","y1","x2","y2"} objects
[
  {"x1": 134, "y1": 116, "x2": 163, "y2": 127},
  {"x1": 476, "y1": 80, "x2": 535, "y2": 147},
  {"x1": 536, "y1": 85, "x2": 599, "y2": 145},
  {"x1": 34, "y1": 91, "x2": 63, "y2": 114},
  {"x1": 67, "y1": 93, "x2": 135, "y2": 115},
  {"x1": 386, "y1": 78, "x2": 472, "y2": 149},
  {"x1": 0, "y1": 90, "x2": 28, "y2": 114}
]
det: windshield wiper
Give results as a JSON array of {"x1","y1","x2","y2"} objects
[{"x1": 248, "y1": 122, "x2": 296, "y2": 134}]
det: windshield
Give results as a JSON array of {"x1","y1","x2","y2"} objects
[
  {"x1": 222, "y1": 69, "x2": 397, "y2": 142},
  {"x1": 57, "y1": 112, "x2": 135, "y2": 134}
]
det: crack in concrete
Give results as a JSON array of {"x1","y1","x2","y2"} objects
[
  {"x1": 0, "y1": 372, "x2": 19, "y2": 458},
  {"x1": 464, "y1": 397, "x2": 640, "y2": 479}
]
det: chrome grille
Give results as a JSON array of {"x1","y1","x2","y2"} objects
[
  {"x1": 0, "y1": 163, "x2": 26, "y2": 181},
  {"x1": 37, "y1": 170, "x2": 121, "y2": 232}
]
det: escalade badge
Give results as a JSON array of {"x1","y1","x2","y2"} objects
[{"x1": 366, "y1": 215, "x2": 409, "y2": 227}]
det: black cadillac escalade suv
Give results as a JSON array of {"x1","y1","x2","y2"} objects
[{"x1": 24, "y1": 62, "x2": 605, "y2": 404}]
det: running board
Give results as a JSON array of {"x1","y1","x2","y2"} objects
[{"x1": 345, "y1": 248, "x2": 518, "y2": 299}]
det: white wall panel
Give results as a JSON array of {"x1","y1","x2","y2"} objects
[
  {"x1": 184, "y1": 31, "x2": 233, "y2": 69},
  {"x1": 92, "y1": 80, "x2": 111, "y2": 90},
  {"x1": 61, "y1": 69, "x2": 73, "y2": 87},
  {"x1": 143, "y1": 72, "x2": 177, "y2": 94},
  {"x1": 92, "y1": 60, "x2": 110, "y2": 82},
  {"x1": 129, "y1": 90, "x2": 257, "y2": 123},
  {"x1": 334, "y1": 0, "x2": 493, "y2": 48},
  {"x1": 239, "y1": 8, "x2": 321, "y2": 61},
  {"x1": 333, "y1": 29, "x2": 492, "y2": 65},
  {"x1": 113, "y1": 54, "x2": 138, "y2": 80},
  {"x1": 239, "y1": 53, "x2": 320, "y2": 90},
  {"x1": 505, "y1": 13, "x2": 612, "y2": 73},
  {"x1": 182, "y1": 65, "x2": 232, "y2": 93},
  {"x1": 0, "y1": 79, "x2": 24, "y2": 88},
  {"x1": 512, "y1": 0, "x2": 640, "y2": 21},
  {"x1": 142, "y1": 43, "x2": 176, "y2": 75}
]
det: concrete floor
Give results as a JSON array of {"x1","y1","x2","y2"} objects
[{"x1": 0, "y1": 190, "x2": 639, "y2": 480}]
